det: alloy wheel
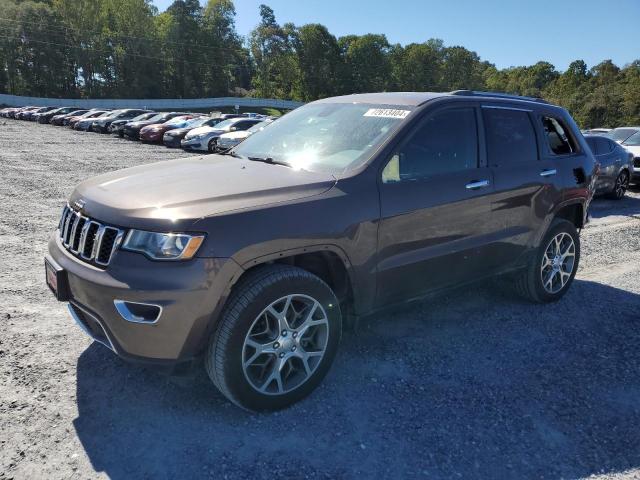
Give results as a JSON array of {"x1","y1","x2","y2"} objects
[
  {"x1": 615, "y1": 171, "x2": 628, "y2": 199},
  {"x1": 242, "y1": 294, "x2": 329, "y2": 395},
  {"x1": 540, "y1": 232, "x2": 576, "y2": 294}
]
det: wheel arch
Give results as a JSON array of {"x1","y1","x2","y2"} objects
[{"x1": 236, "y1": 245, "x2": 358, "y2": 327}]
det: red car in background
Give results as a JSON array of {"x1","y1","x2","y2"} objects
[{"x1": 139, "y1": 115, "x2": 199, "y2": 143}]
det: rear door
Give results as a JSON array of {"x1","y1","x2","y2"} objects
[
  {"x1": 482, "y1": 105, "x2": 562, "y2": 267},
  {"x1": 375, "y1": 104, "x2": 496, "y2": 305}
]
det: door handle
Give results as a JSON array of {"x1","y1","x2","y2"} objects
[
  {"x1": 540, "y1": 169, "x2": 557, "y2": 177},
  {"x1": 465, "y1": 180, "x2": 490, "y2": 190}
]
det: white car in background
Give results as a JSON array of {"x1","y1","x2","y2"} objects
[
  {"x1": 621, "y1": 131, "x2": 640, "y2": 184},
  {"x1": 215, "y1": 118, "x2": 275, "y2": 152},
  {"x1": 607, "y1": 127, "x2": 640, "y2": 144},
  {"x1": 181, "y1": 116, "x2": 266, "y2": 152}
]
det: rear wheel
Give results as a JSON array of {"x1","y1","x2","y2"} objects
[
  {"x1": 206, "y1": 265, "x2": 342, "y2": 411},
  {"x1": 514, "y1": 219, "x2": 580, "y2": 303},
  {"x1": 608, "y1": 170, "x2": 629, "y2": 200}
]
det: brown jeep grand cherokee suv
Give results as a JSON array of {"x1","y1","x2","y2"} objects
[{"x1": 45, "y1": 91, "x2": 596, "y2": 411}]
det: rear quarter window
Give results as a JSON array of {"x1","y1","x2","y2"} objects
[
  {"x1": 482, "y1": 107, "x2": 538, "y2": 166},
  {"x1": 541, "y1": 116, "x2": 577, "y2": 155}
]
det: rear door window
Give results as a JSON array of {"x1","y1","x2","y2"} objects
[
  {"x1": 585, "y1": 137, "x2": 598, "y2": 155},
  {"x1": 482, "y1": 108, "x2": 538, "y2": 166},
  {"x1": 383, "y1": 107, "x2": 478, "y2": 182},
  {"x1": 595, "y1": 137, "x2": 614, "y2": 155},
  {"x1": 541, "y1": 116, "x2": 576, "y2": 155}
]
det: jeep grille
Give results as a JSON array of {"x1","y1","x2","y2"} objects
[{"x1": 58, "y1": 205, "x2": 124, "y2": 267}]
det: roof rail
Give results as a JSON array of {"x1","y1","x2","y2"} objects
[{"x1": 450, "y1": 90, "x2": 550, "y2": 104}]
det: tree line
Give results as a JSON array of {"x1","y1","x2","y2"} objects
[{"x1": 1, "y1": 0, "x2": 639, "y2": 128}]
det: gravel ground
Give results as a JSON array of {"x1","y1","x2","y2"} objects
[{"x1": 1, "y1": 120, "x2": 640, "y2": 480}]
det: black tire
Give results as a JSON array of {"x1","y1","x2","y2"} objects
[
  {"x1": 208, "y1": 138, "x2": 217, "y2": 153},
  {"x1": 608, "y1": 170, "x2": 629, "y2": 200},
  {"x1": 514, "y1": 218, "x2": 580, "y2": 303},
  {"x1": 205, "y1": 265, "x2": 342, "y2": 411}
]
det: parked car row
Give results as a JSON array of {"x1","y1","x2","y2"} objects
[
  {"x1": 582, "y1": 126, "x2": 640, "y2": 194},
  {"x1": 1, "y1": 105, "x2": 276, "y2": 153}
]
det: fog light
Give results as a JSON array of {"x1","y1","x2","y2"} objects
[{"x1": 114, "y1": 300, "x2": 162, "y2": 324}]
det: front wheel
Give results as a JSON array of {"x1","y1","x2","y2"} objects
[
  {"x1": 609, "y1": 170, "x2": 629, "y2": 200},
  {"x1": 514, "y1": 219, "x2": 580, "y2": 303},
  {"x1": 206, "y1": 265, "x2": 342, "y2": 411},
  {"x1": 208, "y1": 138, "x2": 217, "y2": 153}
]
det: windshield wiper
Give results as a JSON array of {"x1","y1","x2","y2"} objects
[
  {"x1": 247, "y1": 156, "x2": 291, "y2": 168},
  {"x1": 219, "y1": 150, "x2": 242, "y2": 158}
]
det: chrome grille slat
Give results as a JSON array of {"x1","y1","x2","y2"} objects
[{"x1": 57, "y1": 205, "x2": 123, "y2": 268}]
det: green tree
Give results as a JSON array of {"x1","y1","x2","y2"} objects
[
  {"x1": 390, "y1": 39, "x2": 443, "y2": 91},
  {"x1": 339, "y1": 34, "x2": 391, "y2": 93},
  {"x1": 248, "y1": 5, "x2": 297, "y2": 99},
  {"x1": 291, "y1": 23, "x2": 342, "y2": 100}
]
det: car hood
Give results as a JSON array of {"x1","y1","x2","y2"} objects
[
  {"x1": 126, "y1": 120, "x2": 158, "y2": 129},
  {"x1": 165, "y1": 127, "x2": 192, "y2": 136},
  {"x1": 186, "y1": 126, "x2": 223, "y2": 138},
  {"x1": 220, "y1": 131, "x2": 250, "y2": 140},
  {"x1": 140, "y1": 124, "x2": 165, "y2": 133},
  {"x1": 70, "y1": 156, "x2": 337, "y2": 230}
]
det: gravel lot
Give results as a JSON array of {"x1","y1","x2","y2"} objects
[{"x1": 1, "y1": 120, "x2": 640, "y2": 480}]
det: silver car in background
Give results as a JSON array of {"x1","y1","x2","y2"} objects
[
  {"x1": 181, "y1": 116, "x2": 266, "y2": 152},
  {"x1": 584, "y1": 134, "x2": 634, "y2": 199},
  {"x1": 215, "y1": 118, "x2": 275, "y2": 152}
]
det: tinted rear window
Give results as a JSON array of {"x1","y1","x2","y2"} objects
[
  {"x1": 595, "y1": 137, "x2": 614, "y2": 155},
  {"x1": 483, "y1": 108, "x2": 538, "y2": 166},
  {"x1": 542, "y1": 116, "x2": 575, "y2": 155}
]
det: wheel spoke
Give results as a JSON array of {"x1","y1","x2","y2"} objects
[
  {"x1": 243, "y1": 338, "x2": 276, "y2": 368},
  {"x1": 243, "y1": 294, "x2": 330, "y2": 396},
  {"x1": 541, "y1": 232, "x2": 576, "y2": 294}
]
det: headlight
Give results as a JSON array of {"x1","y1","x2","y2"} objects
[{"x1": 122, "y1": 230, "x2": 205, "y2": 260}]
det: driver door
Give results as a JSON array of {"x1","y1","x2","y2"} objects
[{"x1": 375, "y1": 104, "x2": 496, "y2": 306}]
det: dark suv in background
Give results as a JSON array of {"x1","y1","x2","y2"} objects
[{"x1": 45, "y1": 91, "x2": 596, "y2": 411}]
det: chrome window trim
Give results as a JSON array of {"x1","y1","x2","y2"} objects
[{"x1": 481, "y1": 105, "x2": 533, "y2": 113}]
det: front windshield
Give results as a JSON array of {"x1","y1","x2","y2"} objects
[
  {"x1": 623, "y1": 131, "x2": 640, "y2": 146},
  {"x1": 185, "y1": 117, "x2": 210, "y2": 128},
  {"x1": 233, "y1": 103, "x2": 412, "y2": 174},
  {"x1": 130, "y1": 112, "x2": 153, "y2": 122},
  {"x1": 146, "y1": 113, "x2": 168, "y2": 122},
  {"x1": 211, "y1": 119, "x2": 237, "y2": 130},
  {"x1": 165, "y1": 116, "x2": 191, "y2": 127},
  {"x1": 608, "y1": 128, "x2": 639, "y2": 142},
  {"x1": 247, "y1": 120, "x2": 273, "y2": 133},
  {"x1": 98, "y1": 111, "x2": 112, "y2": 118}
]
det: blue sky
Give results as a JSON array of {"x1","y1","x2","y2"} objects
[{"x1": 153, "y1": 0, "x2": 639, "y2": 70}]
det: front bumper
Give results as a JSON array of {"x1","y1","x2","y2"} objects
[
  {"x1": 91, "y1": 123, "x2": 108, "y2": 133},
  {"x1": 163, "y1": 135, "x2": 184, "y2": 148},
  {"x1": 47, "y1": 233, "x2": 242, "y2": 363},
  {"x1": 632, "y1": 160, "x2": 640, "y2": 183},
  {"x1": 181, "y1": 137, "x2": 209, "y2": 151},
  {"x1": 140, "y1": 131, "x2": 163, "y2": 142},
  {"x1": 123, "y1": 128, "x2": 140, "y2": 139}
]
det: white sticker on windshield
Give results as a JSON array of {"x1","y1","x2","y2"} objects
[{"x1": 363, "y1": 108, "x2": 411, "y2": 119}]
